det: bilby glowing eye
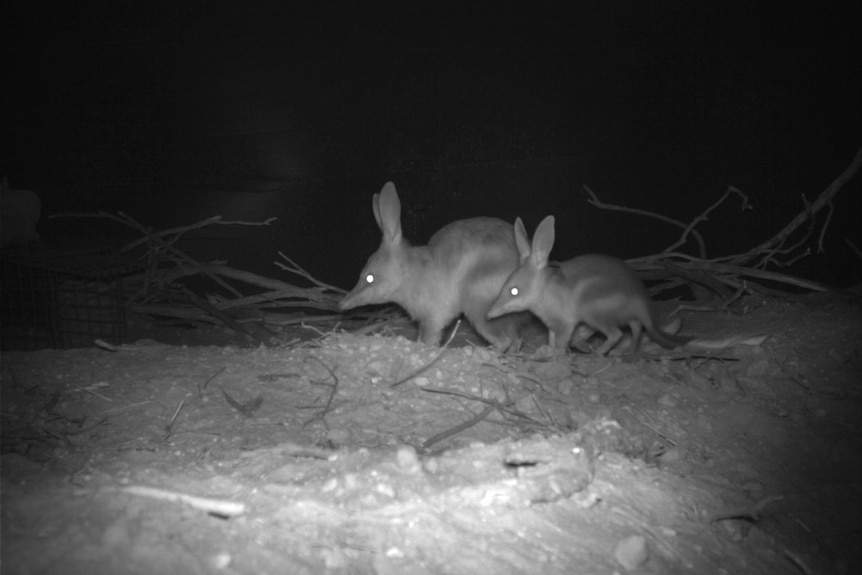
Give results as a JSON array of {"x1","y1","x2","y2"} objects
[
  {"x1": 510, "y1": 287, "x2": 519, "y2": 296},
  {"x1": 365, "y1": 274, "x2": 375, "y2": 284}
]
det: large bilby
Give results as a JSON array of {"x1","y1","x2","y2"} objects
[
  {"x1": 340, "y1": 182, "x2": 528, "y2": 351},
  {"x1": 487, "y1": 215, "x2": 691, "y2": 355}
]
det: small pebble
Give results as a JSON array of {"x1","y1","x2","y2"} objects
[
  {"x1": 614, "y1": 535, "x2": 649, "y2": 570},
  {"x1": 375, "y1": 482, "x2": 396, "y2": 498},
  {"x1": 210, "y1": 552, "x2": 232, "y2": 569},
  {"x1": 533, "y1": 360, "x2": 572, "y2": 380},
  {"x1": 395, "y1": 446, "x2": 420, "y2": 473},
  {"x1": 658, "y1": 447, "x2": 683, "y2": 464},
  {"x1": 658, "y1": 394, "x2": 677, "y2": 407},
  {"x1": 325, "y1": 428, "x2": 352, "y2": 445},
  {"x1": 423, "y1": 457, "x2": 439, "y2": 474}
]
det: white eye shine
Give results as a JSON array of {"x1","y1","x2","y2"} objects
[
  {"x1": 510, "y1": 287, "x2": 519, "y2": 296},
  {"x1": 365, "y1": 274, "x2": 375, "y2": 284}
]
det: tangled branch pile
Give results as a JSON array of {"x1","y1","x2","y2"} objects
[{"x1": 52, "y1": 147, "x2": 860, "y2": 345}]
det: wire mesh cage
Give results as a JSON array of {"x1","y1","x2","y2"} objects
[{"x1": 1, "y1": 247, "x2": 145, "y2": 350}]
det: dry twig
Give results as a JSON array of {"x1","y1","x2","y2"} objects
[
  {"x1": 390, "y1": 320, "x2": 461, "y2": 388},
  {"x1": 50, "y1": 211, "x2": 345, "y2": 338},
  {"x1": 119, "y1": 485, "x2": 246, "y2": 517},
  {"x1": 303, "y1": 357, "x2": 340, "y2": 428},
  {"x1": 583, "y1": 184, "x2": 710, "y2": 257},
  {"x1": 588, "y1": 148, "x2": 862, "y2": 298},
  {"x1": 421, "y1": 405, "x2": 497, "y2": 451},
  {"x1": 707, "y1": 494, "x2": 785, "y2": 523}
]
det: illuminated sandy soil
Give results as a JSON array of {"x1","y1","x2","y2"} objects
[{"x1": 2, "y1": 292, "x2": 859, "y2": 574}]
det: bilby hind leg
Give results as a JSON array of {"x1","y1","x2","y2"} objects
[
  {"x1": 470, "y1": 312, "x2": 517, "y2": 351},
  {"x1": 594, "y1": 326, "x2": 625, "y2": 355},
  {"x1": 628, "y1": 320, "x2": 643, "y2": 353},
  {"x1": 571, "y1": 325, "x2": 595, "y2": 353}
]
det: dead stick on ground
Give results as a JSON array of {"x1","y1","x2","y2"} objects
[
  {"x1": 304, "y1": 357, "x2": 340, "y2": 428},
  {"x1": 162, "y1": 399, "x2": 185, "y2": 442},
  {"x1": 118, "y1": 486, "x2": 246, "y2": 517},
  {"x1": 390, "y1": 320, "x2": 461, "y2": 388},
  {"x1": 198, "y1": 366, "x2": 227, "y2": 399},
  {"x1": 422, "y1": 405, "x2": 497, "y2": 451},
  {"x1": 420, "y1": 386, "x2": 549, "y2": 429},
  {"x1": 707, "y1": 494, "x2": 784, "y2": 523}
]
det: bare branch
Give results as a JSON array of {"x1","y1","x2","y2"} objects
[
  {"x1": 662, "y1": 185, "x2": 752, "y2": 257},
  {"x1": 583, "y1": 184, "x2": 708, "y2": 257},
  {"x1": 724, "y1": 147, "x2": 861, "y2": 266}
]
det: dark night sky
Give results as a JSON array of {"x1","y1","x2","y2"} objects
[{"x1": 2, "y1": 2, "x2": 860, "y2": 289}]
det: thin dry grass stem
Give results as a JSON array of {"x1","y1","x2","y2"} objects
[
  {"x1": 421, "y1": 405, "x2": 497, "y2": 451},
  {"x1": 389, "y1": 320, "x2": 461, "y2": 388},
  {"x1": 303, "y1": 357, "x2": 340, "y2": 429},
  {"x1": 162, "y1": 399, "x2": 186, "y2": 441},
  {"x1": 419, "y1": 374, "x2": 571, "y2": 450}
]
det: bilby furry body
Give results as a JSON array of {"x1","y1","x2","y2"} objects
[
  {"x1": 487, "y1": 215, "x2": 690, "y2": 355},
  {"x1": 340, "y1": 182, "x2": 527, "y2": 351}
]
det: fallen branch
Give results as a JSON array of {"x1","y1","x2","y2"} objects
[
  {"x1": 587, "y1": 148, "x2": 861, "y2": 298},
  {"x1": 422, "y1": 405, "x2": 496, "y2": 451},
  {"x1": 663, "y1": 185, "x2": 752, "y2": 257},
  {"x1": 583, "y1": 185, "x2": 710, "y2": 257},
  {"x1": 119, "y1": 485, "x2": 246, "y2": 517},
  {"x1": 50, "y1": 211, "x2": 347, "y2": 341},
  {"x1": 51, "y1": 211, "x2": 248, "y2": 298},
  {"x1": 724, "y1": 147, "x2": 861, "y2": 267},
  {"x1": 276, "y1": 253, "x2": 347, "y2": 294},
  {"x1": 628, "y1": 257, "x2": 832, "y2": 293}
]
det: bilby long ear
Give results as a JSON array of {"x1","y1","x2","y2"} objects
[
  {"x1": 373, "y1": 181, "x2": 402, "y2": 242},
  {"x1": 531, "y1": 216, "x2": 555, "y2": 268},
  {"x1": 513, "y1": 217, "x2": 531, "y2": 261}
]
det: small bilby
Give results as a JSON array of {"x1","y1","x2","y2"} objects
[
  {"x1": 340, "y1": 181, "x2": 529, "y2": 351},
  {"x1": 487, "y1": 215, "x2": 691, "y2": 355}
]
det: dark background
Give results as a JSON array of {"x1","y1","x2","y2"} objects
[{"x1": 2, "y1": 2, "x2": 860, "y2": 290}]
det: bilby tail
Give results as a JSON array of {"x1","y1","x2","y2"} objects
[{"x1": 645, "y1": 327, "x2": 693, "y2": 350}]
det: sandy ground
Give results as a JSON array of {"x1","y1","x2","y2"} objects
[{"x1": 2, "y1": 292, "x2": 860, "y2": 574}]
